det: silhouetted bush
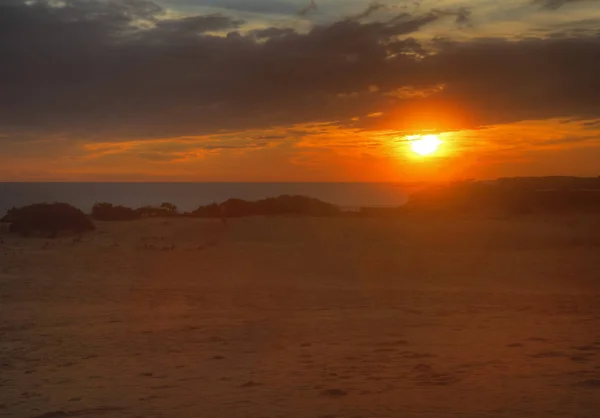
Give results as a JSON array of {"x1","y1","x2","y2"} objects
[
  {"x1": 92, "y1": 202, "x2": 180, "y2": 220},
  {"x1": 219, "y1": 198, "x2": 257, "y2": 217},
  {"x1": 255, "y1": 195, "x2": 340, "y2": 216},
  {"x1": 136, "y1": 203, "x2": 178, "y2": 218},
  {"x1": 189, "y1": 195, "x2": 340, "y2": 218},
  {"x1": 188, "y1": 202, "x2": 221, "y2": 218},
  {"x1": 91, "y1": 202, "x2": 140, "y2": 221},
  {"x1": 160, "y1": 202, "x2": 178, "y2": 213},
  {"x1": 1, "y1": 203, "x2": 94, "y2": 236}
]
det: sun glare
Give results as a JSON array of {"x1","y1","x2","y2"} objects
[{"x1": 409, "y1": 134, "x2": 442, "y2": 156}]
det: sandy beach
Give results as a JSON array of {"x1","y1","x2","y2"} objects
[{"x1": 1, "y1": 216, "x2": 600, "y2": 418}]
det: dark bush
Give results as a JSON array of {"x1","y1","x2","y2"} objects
[
  {"x1": 1, "y1": 203, "x2": 94, "y2": 236},
  {"x1": 136, "y1": 202, "x2": 179, "y2": 218},
  {"x1": 160, "y1": 202, "x2": 178, "y2": 213},
  {"x1": 255, "y1": 195, "x2": 340, "y2": 216},
  {"x1": 220, "y1": 198, "x2": 258, "y2": 217},
  {"x1": 91, "y1": 202, "x2": 140, "y2": 221},
  {"x1": 189, "y1": 203, "x2": 221, "y2": 218},
  {"x1": 135, "y1": 206, "x2": 172, "y2": 218},
  {"x1": 189, "y1": 195, "x2": 340, "y2": 218}
]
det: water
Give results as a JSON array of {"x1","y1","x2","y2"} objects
[{"x1": 0, "y1": 183, "x2": 408, "y2": 214}]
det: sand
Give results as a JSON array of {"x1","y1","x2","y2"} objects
[{"x1": 1, "y1": 215, "x2": 600, "y2": 418}]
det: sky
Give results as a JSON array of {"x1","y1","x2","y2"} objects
[{"x1": 1, "y1": 0, "x2": 599, "y2": 181}]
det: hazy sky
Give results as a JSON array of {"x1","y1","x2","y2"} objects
[{"x1": 1, "y1": 0, "x2": 599, "y2": 181}]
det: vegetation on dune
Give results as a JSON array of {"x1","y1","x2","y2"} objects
[
  {"x1": 91, "y1": 202, "x2": 181, "y2": 221},
  {"x1": 91, "y1": 202, "x2": 140, "y2": 221},
  {"x1": 0, "y1": 203, "x2": 94, "y2": 236},
  {"x1": 88, "y1": 195, "x2": 340, "y2": 221},
  {"x1": 137, "y1": 202, "x2": 179, "y2": 218},
  {"x1": 188, "y1": 202, "x2": 221, "y2": 218},
  {"x1": 404, "y1": 178, "x2": 600, "y2": 215},
  {"x1": 2, "y1": 178, "x2": 598, "y2": 228},
  {"x1": 254, "y1": 195, "x2": 340, "y2": 217},
  {"x1": 189, "y1": 195, "x2": 340, "y2": 218}
]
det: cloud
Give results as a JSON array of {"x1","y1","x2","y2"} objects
[
  {"x1": 79, "y1": 130, "x2": 283, "y2": 164},
  {"x1": 175, "y1": 0, "x2": 302, "y2": 15},
  {"x1": 1, "y1": 0, "x2": 600, "y2": 145},
  {"x1": 452, "y1": 7, "x2": 471, "y2": 27},
  {"x1": 533, "y1": 0, "x2": 599, "y2": 10},
  {"x1": 137, "y1": 152, "x2": 191, "y2": 161},
  {"x1": 349, "y1": 1, "x2": 387, "y2": 20},
  {"x1": 151, "y1": 13, "x2": 244, "y2": 35},
  {"x1": 299, "y1": 0, "x2": 318, "y2": 16}
]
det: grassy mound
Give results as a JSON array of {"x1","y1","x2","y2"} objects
[{"x1": 1, "y1": 203, "x2": 94, "y2": 237}]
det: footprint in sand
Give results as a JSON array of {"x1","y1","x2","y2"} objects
[
  {"x1": 58, "y1": 362, "x2": 76, "y2": 368},
  {"x1": 401, "y1": 351, "x2": 437, "y2": 359},
  {"x1": 240, "y1": 380, "x2": 263, "y2": 388},
  {"x1": 412, "y1": 363, "x2": 433, "y2": 373},
  {"x1": 506, "y1": 343, "x2": 524, "y2": 348},
  {"x1": 30, "y1": 412, "x2": 69, "y2": 418},
  {"x1": 576, "y1": 379, "x2": 600, "y2": 388},
  {"x1": 30, "y1": 407, "x2": 125, "y2": 418},
  {"x1": 574, "y1": 344, "x2": 598, "y2": 352},
  {"x1": 139, "y1": 395, "x2": 161, "y2": 401},
  {"x1": 410, "y1": 363, "x2": 459, "y2": 386},
  {"x1": 82, "y1": 354, "x2": 99, "y2": 359},
  {"x1": 320, "y1": 388, "x2": 348, "y2": 398},
  {"x1": 570, "y1": 354, "x2": 594, "y2": 362},
  {"x1": 374, "y1": 347, "x2": 398, "y2": 353},
  {"x1": 529, "y1": 351, "x2": 566, "y2": 359}
]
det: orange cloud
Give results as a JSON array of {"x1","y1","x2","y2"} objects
[{"x1": 0, "y1": 116, "x2": 598, "y2": 182}]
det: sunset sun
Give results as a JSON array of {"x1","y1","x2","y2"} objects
[{"x1": 409, "y1": 134, "x2": 442, "y2": 156}]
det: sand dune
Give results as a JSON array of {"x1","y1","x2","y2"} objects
[{"x1": 1, "y1": 216, "x2": 600, "y2": 418}]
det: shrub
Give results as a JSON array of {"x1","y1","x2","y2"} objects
[
  {"x1": 136, "y1": 202, "x2": 178, "y2": 218},
  {"x1": 220, "y1": 198, "x2": 257, "y2": 217},
  {"x1": 189, "y1": 195, "x2": 340, "y2": 218},
  {"x1": 188, "y1": 202, "x2": 221, "y2": 218},
  {"x1": 1, "y1": 203, "x2": 94, "y2": 236},
  {"x1": 91, "y1": 202, "x2": 140, "y2": 221},
  {"x1": 255, "y1": 195, "x2": 340, "y2": 216},
  {"x1": 160, "y1": 202, "x2": 178, "y2": 213}
]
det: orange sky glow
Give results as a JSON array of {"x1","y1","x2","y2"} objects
[{"x1": 3, "y1": 116, "x2": 598, "y2": 182}]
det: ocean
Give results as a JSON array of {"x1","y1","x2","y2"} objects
[{"x1": 0, "y1": 183, "x2": 409, "y2": 214}]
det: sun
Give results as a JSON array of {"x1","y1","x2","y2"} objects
[{"x1": 409, "y1": 134, "x2": 442, "y2": 156}]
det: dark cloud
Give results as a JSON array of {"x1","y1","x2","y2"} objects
[
  {"x1": 1, "y1": 0, "x2": 600, "y2": 141},
  {"x1": 298, "y1": 0, "x2": 317, "y2": 16},
  {"x1": 453, "y1": 7, "x2": 472, "y2": 27},
  {"x1": 176, "y1": 0, "x2": 301, "y2": 15},
  {"x1": 253, "y1": 134, "x2": 287, "y2": 140},
  {"x1": 139, "y1": 13, "x2": 244, "y2": 45},
  {"x1": 583, "y1": 119, "x2": 600, "y2": 128},
  {"x1": 152, "y1": 14, "x2": 243, "y2": 35},
  {"x1": 349, "y1": 1, "x2": 387, "y2": 20},
  {"x1": 533, "y1": 0, "x2": 599, "y2": 10}
]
